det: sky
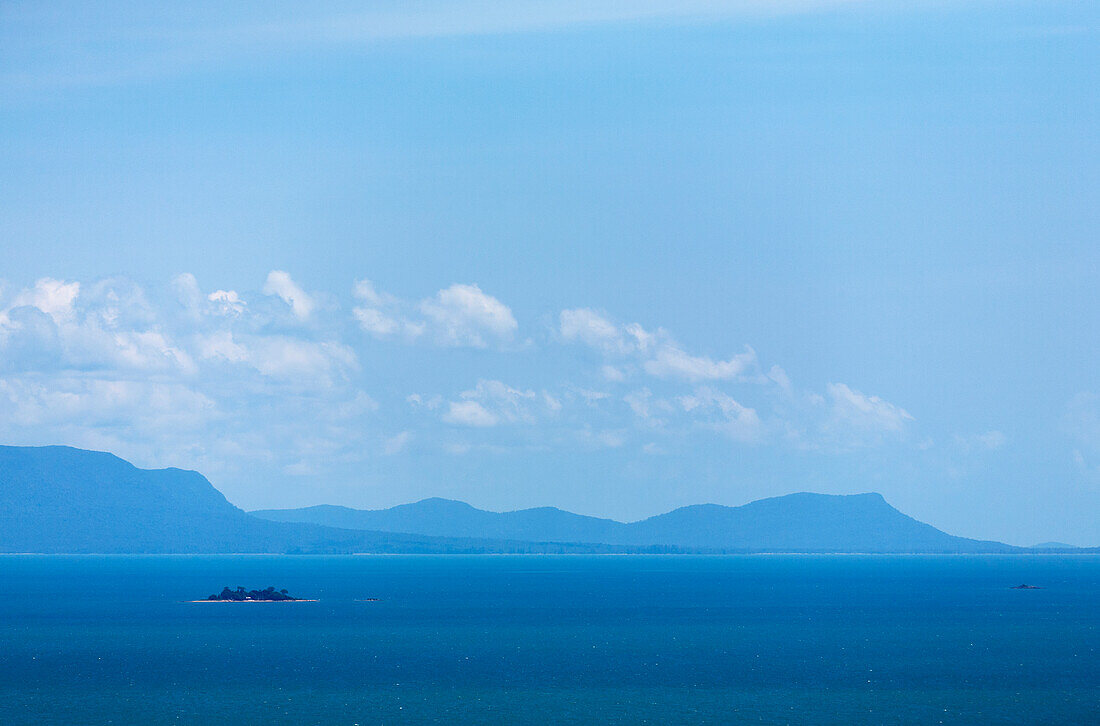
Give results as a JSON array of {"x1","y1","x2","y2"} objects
[{"x1": 1, "y1": 0, "x2": 1098, "y2": 545}]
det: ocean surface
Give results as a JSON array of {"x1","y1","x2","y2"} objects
[{"x1": 0, "y1": 555, "x2": 1096, "y2": 725}]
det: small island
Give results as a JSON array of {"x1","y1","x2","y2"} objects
[
  {"x1": 201, "y1": 586, "x2": 311, "y2": 602},
  {"x1": 1010, "y1": 584, "x2": 1043, "y2": 590}
]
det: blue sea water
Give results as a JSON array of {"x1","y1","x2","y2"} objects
[{"x1": 0, "y1": 555, "x2": 1096, "y2": 725}]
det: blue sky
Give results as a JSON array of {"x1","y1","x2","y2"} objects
[{"x1": 1, "y1": 0, "x2": 1098, "y2": 545}]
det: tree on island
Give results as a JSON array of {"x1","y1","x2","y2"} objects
[{"x1": 207, "y1": 585, "x2": 299, "y2": 601}]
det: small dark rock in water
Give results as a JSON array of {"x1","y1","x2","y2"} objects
[
  {"x1": 1010, "y1": 584, "x2": 1042, "y2": 589},
  {"x1": 207, "y1": 586, "x2": 299, "y2": 601}
]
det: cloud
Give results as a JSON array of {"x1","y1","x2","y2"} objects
[
  {"x1": 767, "y1": 365, "x2": 792, "y2": 394},
  {"x1": 419, "y1": 283, "x2": 517, "y2": 347},
  {"x1": 620, "y1": 383, "x2": 767, "y2": 444},
  {"x1": 352, "y1": 279, "x2": 390, "y2": 306},
  {"x1": 814, "y1": 382, "x2": 913, "y2": 449},
  {"x1": 560, "y1": 308, "x2": 633, "y2": 355},
  {"x1": 0, "y1": 270, "x2": 938, "y2": 495},
  {"x1": 559, "y1": 307, "x2": 759, "y2": 382},
  {"x1": 678, "y1": 387, "x2": 762, "y2": 442},
  {"x1": 263, "y1": 270, "x2": 315, "y2": 321},
  {"x1": 1, "y1": 277, "x2": 194, "y2": 375},
  {"x1": 9, "y1": 278, "x2": 80, "y2": 321},
  {"x1": 624, "y1": 388, "x2": 657, "y2": 421},
  {"x1": 435, "y1": 379, "x2": 566, "y2": 429},
  {"x1": 0, "y1": 376, "x2": 216, "y2": 431},
  {"x1": 644, "y1": 345, "x2": 757, "y2": 382},
  {"x1": 246, "y1": 337, "x2": 357, "y2": 382},
  {"x1": 196, "y1": 330, "x2": 355, "y2": 386},
  {"x1": 443, "y1": 400, "x2": 499, "y2": 427},
  {"x1": 351, "y1": 279, "x2": 417, "y2": 338},
  {"x1": 105, "y1": 329, "x2": 196, "y2": 375},
  {"x1": 826, "y1": 383, "x2": 912, "y2": 433},
  {"x1": 557, "y1": 309, "x2": 917, "y2": 451},
  {"x1": 173, "y1": 273, "x2": 360, "y2": 385},
  {"x1": 207, "y1": 289, "x2": 247, "y2": 316},
  {"x1": 406, "y1": 392, "x2": 443, "y2": 410},
  {"x1": 353, "y1": 306, "x2": 403, "y2": 337},
  {"x1": 0, "y1": 272, "x2": 377, "y2": 486},
  {"x1": 353, "y1": 279, "x2": 516, "y2": 348},
  {"x1": 198, "y1": 330, "x2": 249, "y2": 363},
  {"x1": 0, "y1": 306, "x2": 63, "y2": 370},
  {"x1": 173, "y1": 274, "x2": 247, "y2": 322},
  {"x1": 455, "y1": 380, "x2": 539, "y2": 424}
]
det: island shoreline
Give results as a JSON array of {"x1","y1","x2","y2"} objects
[{"x1": 188, "y1": 599, "x2": 318, "y2": 603}]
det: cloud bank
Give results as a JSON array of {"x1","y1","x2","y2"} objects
[
  {"x1": 353, "y1": 279, "x2": 517, "y2": 348},
  {"x1": 0, "y1": 271, "x2": 921, "y2": 494}
]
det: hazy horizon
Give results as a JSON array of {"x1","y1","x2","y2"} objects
[{"x1": 2, "y1": 0, "x2": 1098, "y2": 547}]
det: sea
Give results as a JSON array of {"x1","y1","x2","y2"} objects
[{"x1": 0, "y1": 554, "x2": 1096, "y2": 724}]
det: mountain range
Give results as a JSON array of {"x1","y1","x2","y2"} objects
[
  {"x1": 253, "y1": 494, "x2": 1023, "y2": 553},
  {"x1": 0, "y1": 446, "x2": 618, "y2": 554},
  {"x1": 0, "y1": 444, "x2": 1088, "y2": 554}
]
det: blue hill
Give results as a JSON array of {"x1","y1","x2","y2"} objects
[
  {"x1": 0, "y1": 445, "x2": 624, "y2": 554},
  {"x1": 254, "y1": 492, "x2": 1020, "y2": 553},
  {"x1": 0, "y1": 444, "x2": 1051, "y2": 553}
]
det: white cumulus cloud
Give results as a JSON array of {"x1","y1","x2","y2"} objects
[
  {"x1": 827, "y1": 382, "x2": 910, "y2": 433},
  {"x1": 436, "y1": 379, "x2": 563, "y2": 428},
  {"x1": 263, "y1": 270, "x2": 315, "y2": 321},
  {"x1": 443, "y1": 400, "x2": 499, "y2": 427},
  {"x1": 207, "y1": 289, "x2": 247, "y2": 316},
  {"x1": 559, "y1": 308, "x2": 632, "y2": 355},
  {"x1": 644, "y1": 345, "x2": 757, "y2": 382},
  {"x1": 420, "y1": 283, "x2": 517, "y2": 347},
  {"x1": 353, "y1": 278, "x2": 516, "y2": 348},
  {"x1": 9, "y1": 278, "x2": 80, "y2": 321},
  {"x1": 559, "y1": 307, "x2": 759, "y2": 383},
  {"x1": 0, "y1": 273, "x2": 378, "y2": 487},
  {"x1": 353, "y1": 307, "x2": 403, "y2": 337},
  {"x1": 678, "y1": 387, "x2": 762, "y2": 442}
]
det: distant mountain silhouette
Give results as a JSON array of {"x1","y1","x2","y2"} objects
[
  {"x1": 0, "y1": 446, "x2": 624, "y2": 554},
  {"x1": 254, "y1": 499, "x2": 630, "y2": 544},
  {"x1": 2, "y1": 444, "x2": 1067, "y2": 554},
  {"x1": 255, "y1": 492, "x2": 1020, "y2": 554},
  {"x1": 1030, "y1": 541, "x2": 1079, "y2": 550}
]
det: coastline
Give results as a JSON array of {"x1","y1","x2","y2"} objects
[{"x1": 189, "y1": 599, "x2": 318, "y2": 603}]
